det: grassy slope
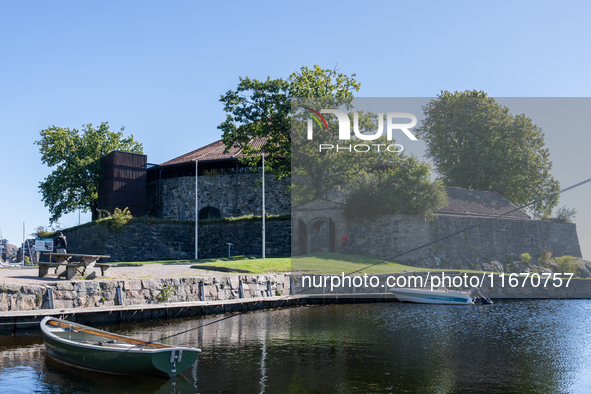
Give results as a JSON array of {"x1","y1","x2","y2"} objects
[{"x1": 111, "y1": 253, "x2": 490, "y2": 275}]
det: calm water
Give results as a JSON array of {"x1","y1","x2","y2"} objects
[{"x1": 1, "y1": 300, "x2": 590, "y2": 393}]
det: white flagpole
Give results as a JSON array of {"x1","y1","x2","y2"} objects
[
  {"x1": 195, "y1": 160, "x2": 199, "y2": 260},
  {"x1": 262, "y1": 155, "x2": 266, "y2": 259},
  {"x1": 22, "y1": 222, "x2": 25, "y2": 264}
]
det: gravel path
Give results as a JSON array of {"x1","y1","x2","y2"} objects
[{"x1": 0, "y1": 263, "x2": 224, "y2": 285}]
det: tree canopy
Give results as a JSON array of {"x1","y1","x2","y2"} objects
[
  {"x1": 218, "y1": 65, "x2": 360, "y2": 179},
  {"x1": 290, "y1": 101, "x2": 406, "y2": 203},
  {"x1": 219, "y1": 66, "x2": 445, "y2": 214},
  {"x1": 36, "y1": 122, "x2": 143, "y2": 223},
  {"x1": 344, "y1": 155, "x2": 447, "y2": 220},
  {"x1": 416, "y1": 90, "x2": 560, "y2": 218}
]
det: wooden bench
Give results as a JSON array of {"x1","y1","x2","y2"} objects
[
  {"x1": 42, "y1": 253, "x2": 110, "y2": 280},
  {"x1": 38, "y1": 262, "x2": 60, "y2": 277},
  {"x1": 96, "y1": 263, "x2": 111, "y2": 276}
]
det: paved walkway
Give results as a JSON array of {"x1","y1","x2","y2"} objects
[{"x1": 0, "y1": 263, "x2": 226, "y2": 285}]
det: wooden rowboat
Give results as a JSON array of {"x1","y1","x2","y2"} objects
[{"x1": 41, "y1": 316, "x2": 200, "y2": 379}]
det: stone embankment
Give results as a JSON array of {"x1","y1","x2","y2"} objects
[
  {"x1": 0, "y1": 274, "x2": 291, "y2": 312},
  {"x1": 1, "y1": 270, "x2": 590, "y2": 314}
]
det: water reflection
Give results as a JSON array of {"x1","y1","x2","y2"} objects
[{"x1": 0, "y1": 300, "x2": 590, "y2": 393}]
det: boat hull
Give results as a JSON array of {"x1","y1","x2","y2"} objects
[
  {"x1": 390, "y1": 288, "x2": 474, "y2": 305},
  {"x1": 41, "y1": 317, "x2": 199, "y2": 378}
]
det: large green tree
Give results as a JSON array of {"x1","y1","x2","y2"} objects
[
  {"x1": 36, "y1": 122, "x2": 143, "y2": 223},
  {"x1": 219, "y1": 66, "x2": 441, "y2": 206},
  {"x1": 416, "y1": 90, "x2": 560, "y2": 218},
  {"x1": 344, "y1": 155, "x2": 447, "y2": 220},
  {"x1": 290, "y1": 102, "x2": 404, "y2": 202},
  {"x1": 218, "y1": 65, "x2": 361, "y2": 180}
]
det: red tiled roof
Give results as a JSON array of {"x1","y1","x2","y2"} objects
[
  {"x1": 436, "y1": 187, "x2": 530, "y2": 219},
  {"x1": 161, "y1": 138, "x2": 267, "y2": 166}
]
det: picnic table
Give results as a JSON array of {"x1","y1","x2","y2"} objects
[{"x1": 41, "y1": 253, "x2": 111, "y2": 280}]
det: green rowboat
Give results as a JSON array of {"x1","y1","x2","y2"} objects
[{"x1": 41, "y1": 316, "x2": 200, "y2": 379}]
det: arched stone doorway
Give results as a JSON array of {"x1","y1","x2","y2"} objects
[
  {"x1": 199, "y1": 206, "x2": 221, "y2": 220},
  {"x1": 308, "y1": 218, "x2": 336, "y2": 254}
]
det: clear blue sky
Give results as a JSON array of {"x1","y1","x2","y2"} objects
[{"x1": 1, "y1": 1, "x2": 590, "y2": 258}]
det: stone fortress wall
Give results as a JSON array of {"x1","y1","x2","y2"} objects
[
  {"x1": 61, "y1": 220, "x2": 291, "y2": 262},
  {"x1": 292, "y1": 198, "x2": 582, "y2": 270},
  {"x1": 147, "y1": 174, "x2": 291, "y2": 221},
  {"x1": 351, "y1": 214, "x2": 582, "y2": 269}
]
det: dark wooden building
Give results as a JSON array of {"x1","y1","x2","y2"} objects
[{"x1": 98, "y1": 151, "x2": 147, "y2": 217}]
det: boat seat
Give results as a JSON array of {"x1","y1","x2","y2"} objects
[
  {"x1": 47, "y1": 327, "x2": 68, "y2": 332},
  {"x1": 100, "y1": 342, "x2": 137, "y2": 348}
]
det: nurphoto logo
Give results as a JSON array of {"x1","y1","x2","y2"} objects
[{"x1": 305, "y1": 108, "x2": 418, "y2": 153}]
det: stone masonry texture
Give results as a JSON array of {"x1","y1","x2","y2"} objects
[
  {"x1": 148, "y1": 174, "x2": 291, "y2": 220},
  {"x1": 61, "y1": 220, "x2": 291, "y2": 262},
  {"x1": 2, "y1": 272, "x2": 590, "y2": 312},
  {"x1": 0, "y1": 274, "x2": 292, "y2": 311},
  {"x1": 292, "y1": 198, "x2": 581, "y2": 270},
  {"x1": 350, "y1": 214, "x2": 581, "y2": 268}
]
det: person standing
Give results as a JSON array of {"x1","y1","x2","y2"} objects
[
  {"x1": 342, "y1": 232, "x2": 349, "y2": 246},
  {"x1": 55, "y1": 232, "x2": 67, "y2": 254}
]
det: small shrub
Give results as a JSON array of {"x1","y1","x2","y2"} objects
[
  {"x1": 24, "y1": 256, "x2": 32, "y2": 265},
  {"x1": 155, "y1": 285, "x2": 177, "y2": 303},
  {"x1": 220, "y1": 283, "x2": 226, "y2": 289},
  {"x1": 519, "y1": 253, "x2": 532, "y2": 265},
  {"x1": 555, "y1": 206, "x2": 577, "y2": 223},
  {"x1": 97, "y1": 207, "x2": 133, "y2": 231},
  {"x1": 32, "y1": 225, "x2": 55, "y2": 239},
  {"x1": 97, "y1": 209, "x2": 110, "y2": 219},
  {"x1": 35, "y1": 293, "x2": 43, "y2": 308},
  {"x1": 555, "y1": 255, "x2": 580, "y2": 275},
  {"x1": 539, "y1": 248, "x2": 553, "y2": 263},
  {"x1": 110, "y1": 207, "x2": 133, "y2": 230}
]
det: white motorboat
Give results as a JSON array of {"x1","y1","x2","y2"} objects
[{"x1": 389, "y1": 287, "x2": 475, "y2": 305}]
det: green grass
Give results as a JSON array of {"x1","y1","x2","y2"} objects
[
  {"x1": 191, "y1": 253, "x2": 503, "y2": 275},
  {"x1": 191, "y1": 257, "x2": 290, "y2": 274},
  {"x1": 108, "y1": 254, "x2": 290, "y2": 274},
  {"x1": 108, "y1": 253, "x2": 505, "y2": 275},
  {"x1": 292, "y1": 253, "x2": 423, "y2": 274},
  {"x1": 290, "y1": 253, "x2": 496, "y2": 275},
  {"x1": 122, "y1": 253, "x2": 494, "y2": 275}
]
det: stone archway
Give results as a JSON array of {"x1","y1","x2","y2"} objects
[
  {"x1": 199, "y1": 206, "x2": 221, "y2": 220},
  {"x1": 307, "y1": 217, "x2": 336, "y2": 254}
]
